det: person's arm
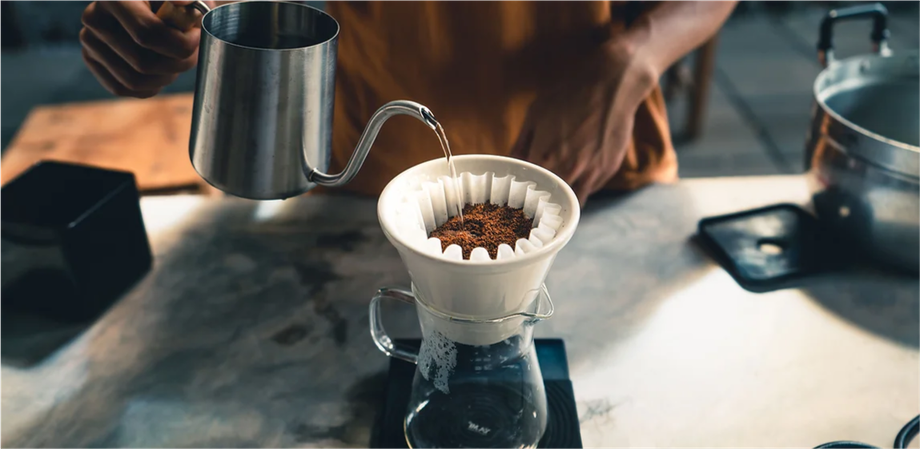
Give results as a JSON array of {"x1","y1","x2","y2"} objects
[
  {"x1": 617, "y1": 1, "x2": 737, "y2": 96},
  {"x1": 80, "y1": 1, "x2": 234, "y2": 98},
  {"x1": 511, "y1": 1, "x2": 737, "y2": 205}
]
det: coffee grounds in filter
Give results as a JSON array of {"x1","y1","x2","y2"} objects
[
  {"x1": 429, "y1": 202, "x2": 533, "y2": 259},
  {"x1": 391, "y1": 168, "x2": 564, "y2": 262}
]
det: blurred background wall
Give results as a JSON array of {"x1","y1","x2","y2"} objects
[
  {"x1": 4, "y1": 2, "x2": 914, "y2": 50},
  {"x1": 1, "y1": 1, "x2": 326, "y2": 49},
  {"x1": 1, "y1": 1, "x2": 917, "y2": 179}
]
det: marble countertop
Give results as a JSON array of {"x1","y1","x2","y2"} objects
[{"x1": 3, "y1": 175, "x2": 917, "y2": 448}]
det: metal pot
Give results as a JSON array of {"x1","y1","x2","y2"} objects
[{"x1": 805, "y1": 3, "x2": 920, "y2": 273}]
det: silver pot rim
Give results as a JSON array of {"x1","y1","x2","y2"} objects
[{"x1": 813, "y1": 50, "x2": 920, "y2": 176}]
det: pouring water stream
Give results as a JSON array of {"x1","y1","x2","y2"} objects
[{"x1": 433, "y1": 122, "x2": 464, "y2": 224}]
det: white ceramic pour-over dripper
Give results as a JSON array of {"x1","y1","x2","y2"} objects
[{"x1": 377, "y1": 155, "x2": 580, "y2": 345}]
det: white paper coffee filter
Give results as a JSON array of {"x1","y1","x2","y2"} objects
[
  {"x1": 377, "y1": 155, "x2": 580, "y2": 345},
  {"x1": 390, "y1": 171, "x2": 563, "y2": 261}
]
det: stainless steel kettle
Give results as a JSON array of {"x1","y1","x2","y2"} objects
[{"x1": 159, "y1": 1, "x2": 437, "y2": 200}]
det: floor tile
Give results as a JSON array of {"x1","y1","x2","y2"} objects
[
  {"x1": 677, "y1": 151, "x2": 785, "y2": 178},
  {"x1": 741, "y1": 94, "x2": 815, "y2": 164},
  {"x1": 671, "y1": 84, "x2": 771, "y2": 159}
]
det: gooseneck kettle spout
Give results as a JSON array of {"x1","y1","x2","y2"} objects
[
  {"x1": 169, "y1": 1, "x2": 440, "y2": 200},
  {"x1": 309, "y1": 101, "x2": 438, "y2": 187}
]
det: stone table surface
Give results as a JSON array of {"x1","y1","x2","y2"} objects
[{"x1": 3, "y1": 175, "x2": 918, "y2": 448}]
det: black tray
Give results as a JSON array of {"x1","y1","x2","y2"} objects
[{"x1": 696, "y1": 203, "x2": 849, "y2": 292}]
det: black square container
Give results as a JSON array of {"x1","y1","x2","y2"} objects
[{"x1": 1, "y1": 161, "x2": 152, "y2": 322}]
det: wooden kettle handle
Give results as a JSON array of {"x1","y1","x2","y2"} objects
[{"x1": 156, "y1": 1, "x2": 210, "y2": 32}]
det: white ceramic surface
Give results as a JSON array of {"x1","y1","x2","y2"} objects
[{"x1": 377, "y1": 155, "x2": 580, "y2": 345}]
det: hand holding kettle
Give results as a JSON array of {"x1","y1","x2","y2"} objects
[{"x1": 79, "y1": 1, "x2": 215, "y2": 98}]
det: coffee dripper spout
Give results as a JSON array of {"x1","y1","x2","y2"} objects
[{"x1": 309, "y1": 100, "x2": 438, "y2": 187}]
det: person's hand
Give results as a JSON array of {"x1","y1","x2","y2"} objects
[
  {"x1": 510, "y1": 42, "x2": 657, "y2": 206},
  {"x1": 80, "y1": 1, "x2": 210, "y2": 98}
]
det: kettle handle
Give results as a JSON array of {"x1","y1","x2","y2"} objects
[
  {"x1": 369, "y1": 287, "x2": 420, "y2": 364},
  {"x1": 817, "y1": 2, "x2": 890, "y2": 67},
  {"x1": 309, "y1": 100, "x2": 438, "y2": 187},
  {"x1": 156, "y1": 1, "x2": 210, "y2": 31}
]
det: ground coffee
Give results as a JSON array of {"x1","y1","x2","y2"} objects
[{"x1": 429, "y1": 202, "x2": 533, "y2": 259}]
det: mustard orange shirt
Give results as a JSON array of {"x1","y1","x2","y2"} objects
[{"x1": 326, "y1": 1, "x2": 677, "y2": 197}]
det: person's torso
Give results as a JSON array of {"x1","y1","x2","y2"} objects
[{"x1": 326, "y1": 1, "x2": 676, "y2": 196}]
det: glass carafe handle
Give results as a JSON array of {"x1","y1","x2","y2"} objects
[{"x1": 369, "y1": 287, "x2": 419, "y2": 364}]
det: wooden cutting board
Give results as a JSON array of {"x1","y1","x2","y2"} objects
[{"x1": 1, "y1": 93, "x2": 218, "y2": 195}]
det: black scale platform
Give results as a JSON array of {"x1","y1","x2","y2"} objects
[{"x1": 370, "y1": 338, "x2": 583, "y2": 448}]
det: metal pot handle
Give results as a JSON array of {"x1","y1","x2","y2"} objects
[{"x1": 817, "y1": 2, "x2": 891, "y2": 67}]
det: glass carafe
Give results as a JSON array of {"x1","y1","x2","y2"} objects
[{"x1": 369, "y1": 285, "x2": 554, "y2": 448}]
